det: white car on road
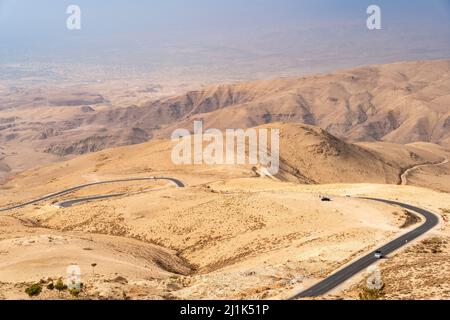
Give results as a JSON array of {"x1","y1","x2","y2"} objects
[{"x1": 374, "y1": 250, "x2": 383, "y2": 259}]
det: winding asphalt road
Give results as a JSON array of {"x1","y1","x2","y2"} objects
[
  {"x1": 0, "y1": 177, "x2": 185, "y2": 212},
  {"x1": 291, "y1": 198, "x2": 440, "y2": 299},
  {"x1": 54, "y1": 193, "x2": 127, "y2": 208},
  {"x1": 0, "y1": 179, "x2": 439, "y2": 298}
]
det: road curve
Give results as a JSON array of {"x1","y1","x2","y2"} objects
[
  {"x1": 1, "y1": 182, "x2": 439, "y2": 297},
  {"x1": 0, "y1": 177, "x2": 185, "y2": 212},
  {"x1": 54, "y1": 193, "x2": 127, "y2": 208},
  {"x1": 291, "y1": 198, "x2": 439, "y2": 299},
  {"x1": 400, "y1": 158, "x2": 449, "y2": 185}
]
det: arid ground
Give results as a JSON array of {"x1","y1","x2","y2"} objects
[{"x1": 0, "y1": 60, "x2": 449, "y2": 299}]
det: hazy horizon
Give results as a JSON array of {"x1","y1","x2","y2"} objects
[{"x1": 1, "y1": 0, "x2": 449, "y2": 82}]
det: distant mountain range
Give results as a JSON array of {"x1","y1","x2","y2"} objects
[
  {"x1": 0, "y1": 60, "x2": 449, "y2": 180},
  {"x1": 87, "y1": 59, "x2": 450, "y2": 147}
]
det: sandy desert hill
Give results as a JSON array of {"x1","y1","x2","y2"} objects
[
  {"x1": 0, "y1": 162, "x2": 10, "y2": 182},
  {"x1": 260, "y1": 123, "x2": 449, "y2": 187},
  {"x1": 0, "y1": 179, "x2": 415, "y2": 300},
  {"x1": 131, "y1": 60, "x2": 450, "y2": 145},
  {"x1": 0, "y1": 134, "x2": 449, "y2": 299},
  {"x1": 1, "y1": 123, "x2": 449, "y2": 207},
  {"x1": 0, "y1": 60, "x2": 449, "y2": 180}
]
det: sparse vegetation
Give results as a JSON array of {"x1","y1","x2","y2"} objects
[
  {"x1": 46, "y1": 282, "x2": 54, "y2": 290},
  {"x1": 420, "y1": 237, "x2": 447, "y2": 254},
  {"x1": 408, "y1": 236, "x2": 448, "y2": 254},
  {"x1": 358, "y1": 285, "x2": 385, "y2": 300},
  {"x1": 25, "y1": 283, "x2": 42, "y2": 297},
  {"x1": 69, "y1": 288, "x2": 81, "y2": 297},
  {"x1": 55, "y1": 278, "x2": 68, "y2": 291}
]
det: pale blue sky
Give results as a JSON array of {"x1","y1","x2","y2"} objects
[
  {"x1": 1, "y1": 1, "x2": 448, "y2": 37},
  {"x1": 0, "y1": 0, "x2": 449, "y2": 79}
]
